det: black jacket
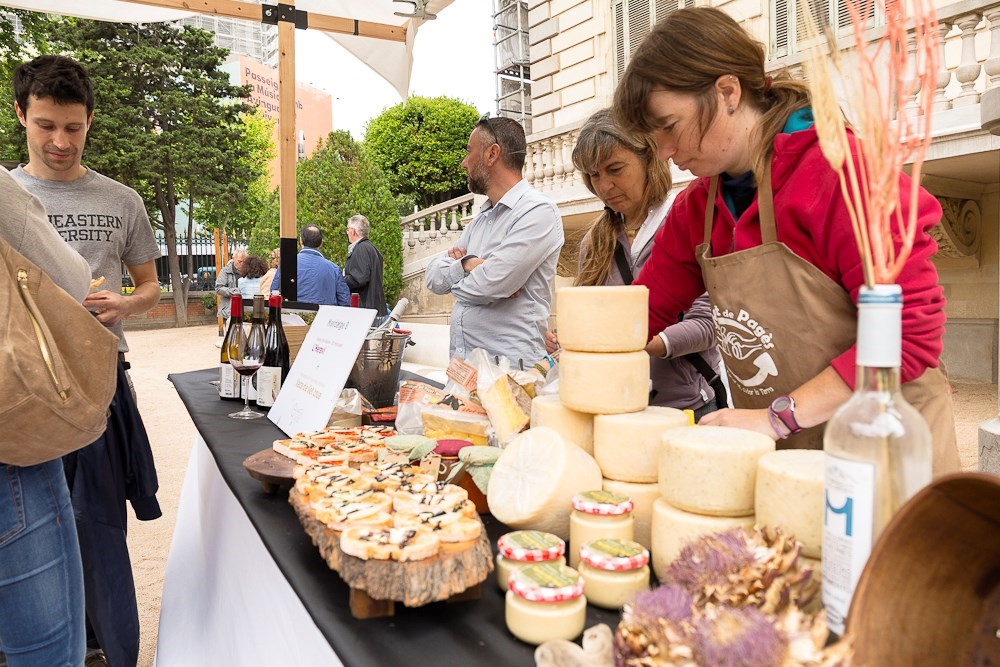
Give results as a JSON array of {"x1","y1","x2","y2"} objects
[{"x1": 344, "y1": 237, "x2": 388, "y2": 315}]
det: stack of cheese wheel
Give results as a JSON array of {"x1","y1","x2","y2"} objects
[
  {"x1": 754, "y1": 449, "x2": 824, "y2": 575},
  {"x1": 651, "y1": 425, "x2": 775, "y2": 580}
]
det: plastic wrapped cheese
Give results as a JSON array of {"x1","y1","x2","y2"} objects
[
  {"x1": 559, "y1": 350, "x2": 649, "y2": 415},
  {"x1": 602, "y1": 478, "x2": 660, "y2": 551},
  {"x1": 487, "y1": 427, "x2": 603, "y2": 540},
  {"x1": 530, "y1": 394, "x2": 594, "y2": 455},
  {"x1": 755, "y1": 449, "x2": 824, "y2": 558},
  {"x1": 556, "y1": 286, "x2": 648, "y2": 352},
  {"x1": 594, "y1": 407, "x2": 688, "y2": 483},
  {"x1": 650, "y1": 498, "x2": 755, "y2": 581},
  {"x1": 659, "y1": 425, "x2": 775, "y2": 517}
]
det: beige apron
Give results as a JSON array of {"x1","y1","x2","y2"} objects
[{"x1": 697, "y1": 169, "x2": 960, "y2": 475}]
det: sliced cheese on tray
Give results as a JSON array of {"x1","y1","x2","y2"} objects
[
  {"x1": 602, "y1": 478, "x2": 660, "y2": 551},
  {"x1": 755, "y1": 449, "x2": 824, "y2": 558},
  {"x1": 659, "y1": 425, "x2": 774, "y2": 517},
  {"x1": 556, "y1": 286, "x2": 648, "y2": 352},
  {"x1": 487, "y1": 427, "x2": 603, "y2": 540},
  {"x1": 530, "y1": 394, "x2": 594, "y2": 455},
  {"x1": 594, "y1": 407, "x2": 688, "y2": 483},
  {"x1": 559, "y1": 350, "x2": 649, "y2": 415},
  {"x1": 650, "y1": 498, "x2": 755, "y2": 581}
]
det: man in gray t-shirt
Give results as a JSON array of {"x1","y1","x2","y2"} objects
[{"x1": 11, "y1": 63, "x2": 160, "y2": 354}]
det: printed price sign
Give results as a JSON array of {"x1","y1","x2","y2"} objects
[{"x1": 268, "y1": 306, "x2": 377, "y2": 436}]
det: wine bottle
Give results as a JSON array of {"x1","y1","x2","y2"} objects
[
  {"x1": 243, "y1": 295, "x2": 266, "y2": 402},
  {"x1": 256, "y1": 294, "x2": 290, "y2": 408},
  {"x1": 821, "y1": 284, "x2": 932, "y2": 636},
  {"x1": 219, "y1": 294, "x2": 243, "y2": 400}
]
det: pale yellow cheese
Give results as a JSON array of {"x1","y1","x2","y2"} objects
[
  {"x1": 594, "y1": 407, "x2": 689, "y2": 483},
  {"x1": 559, "y1": 350, "x2": 649, "y2": 415},
  {"x1": 530, "y1": 394, "x2": 594, "y2": 455},
  {"x1": 602, "y1": 478, "x2": 659, "y2": 551},
  {"x1": 487, "y1": 427, "x2": 604, "y2": 540},
  {"x1": 659, "y1": 425, "x2": 775, "y2": 517},
  {"x1": 556, "y1": 286, "x2": 649, "y2": 352},
  {"x1": 650, "y1": 498, "x2": 755, "y2": 581},
  {"x1": 755, "y1": 449, "x2": 824, "y2": 558},
  {"x1": 479, "y1": 375, "x2": 532, "y2": 445}
]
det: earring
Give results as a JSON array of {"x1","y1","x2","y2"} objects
[{"x1": 728, "y1": 104, "x2": 735, "y2": 115}]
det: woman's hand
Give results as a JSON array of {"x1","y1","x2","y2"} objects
[
  {"x1": 545, "y1": 329, "x2": 559, "y2": 355},
  {"x1": 697, "y1": 407, "x2": 780, "y2": 440}
]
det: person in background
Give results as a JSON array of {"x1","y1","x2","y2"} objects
[
  {"x1": 238, "y1": 255, "x2": 267, "y2": 300},
  {"x1": 611, "y1": 7, "x2": 959, "y2": 473},
  {"x1": 545, "y1": 109, "x2": 725, "y2": 420},
  {"x1": 426, "y1": 115, "x2": 564, "y2": 364},
  {"x1": 216, "y1": 249, "x2": 247, "y2": 322},
  {"x1": 270, "y1": 224, "x2": 351, "y2": 306},
  {"x1": 258, "y1": 248, "x2": 280, "y2": 297},
  {"x1": 11, "y1": 53, "x2": 162, "y2": 667},
  {"x1": 0, "y1": 167, "x2": 89, "y2": 667},
  {"x1": 344, "y1": 214, "x2": 388, "y2": 315}
]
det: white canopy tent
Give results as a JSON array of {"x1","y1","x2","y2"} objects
[{"x1": 0, "y1": 0, "x2": 455, "y2": 300}]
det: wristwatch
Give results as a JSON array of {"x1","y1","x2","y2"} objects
[{"x1": 768, "y1": 395, "x2": 803, "y2": 439}]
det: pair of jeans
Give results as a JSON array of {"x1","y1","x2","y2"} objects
[{"x1": 0, "y1": 460, "x2": 85, "y2": 666}]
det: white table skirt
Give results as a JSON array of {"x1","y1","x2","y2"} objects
[{"x1": 154, "y1": 436, "x2": 343, "y2": 666}]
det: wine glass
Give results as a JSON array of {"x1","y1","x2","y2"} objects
[{"x1": 228, "y1": 317, "x2": 265, "y2": 420}]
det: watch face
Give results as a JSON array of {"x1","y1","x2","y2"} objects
[{"x1": 772, "y1": 396, "x2": 792, "y2": 412}]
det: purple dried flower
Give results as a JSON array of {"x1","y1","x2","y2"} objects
[
  {"x1": 691, "y1": 605, "x2": 788, "y2": 667},
  {"x1": 629, "y1": 583, "x2": 693, "y2": 624},
  {"x1": 666, "y1": 528, "x2": 756, "y2": 593}
]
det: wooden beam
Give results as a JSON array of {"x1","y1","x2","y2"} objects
[
  {"x1": 115, "y1": 0, "x2": 407, "y2": 42},
  {"x1": 277, "y1": 17, "x2": 297, "y2": 299}
]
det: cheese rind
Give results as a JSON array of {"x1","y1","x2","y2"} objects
[
  {"x1": 556, "y1": 286, "x2": 649, "y2": 352},
  {"x1": 594, "y1": 407, "x2": 689, "y2": 483},
  {"x1": 487, "y1": 427, "x2": 604, "y2": 540},
  {"x1": 755, "y1": 449, "x2": 824, "y2": 558},
  {"x1": 559, "y1": 350, "x2": 649, "y2": 415},
  {"x1": 650, "y1": 498, "x2": 755, "y2": 581},
  {"x1": 601, "y1": 478, "x2": 659, "y2": 551},
  {"x1": 659, "y1": 425, "x2": 775, "y2": 517},
  {"x1": 530, "y1": 394, "x2": 594, "y2": 455}
]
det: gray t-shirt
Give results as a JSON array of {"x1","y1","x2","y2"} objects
[{"x1": 11, "y1": 166, "x2": 161, "y2": 352}]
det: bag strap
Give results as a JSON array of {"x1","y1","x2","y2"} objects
[
  {"x1": 677, "y1": 310, "x2": 729, "y2": 409},
  {"x1": 613, "y1": 241, "x2": 635, "y2": 284}
]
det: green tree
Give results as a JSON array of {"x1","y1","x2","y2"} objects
[
  {"x1": 363, "y1": 95, "x2": 478, "y2": 210},
  {"x1": 250, "y1": 130, "x2": 403, "y2": 304},
  {"x1": 60, "y1": 21, "x2": 253, "y2": 326}
]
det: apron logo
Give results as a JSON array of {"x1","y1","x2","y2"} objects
[{"x1": 713, "y1": 306, "x2": 778, "y2": 392}]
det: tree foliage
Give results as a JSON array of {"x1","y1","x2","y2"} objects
[
  {"x1": 363, "y1": 96, "x2": 478, "y2": 210},
  {"x1": 249, "y1": 130, "x2": 403, "y2": 304}
]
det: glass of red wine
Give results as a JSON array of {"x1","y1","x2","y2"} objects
[{"x1": 227, "y1": 315, "x2": 266, "y2": 420}]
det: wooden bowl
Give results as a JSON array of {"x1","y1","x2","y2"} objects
[{"x1": 846, "y1": 472, "x2": 1000, "y2": 665}]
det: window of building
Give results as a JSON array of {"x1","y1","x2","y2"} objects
[
  {"x1": 612, "y1": 0, "x2": 684, "y2": 82},
  {"x1": 770, "y1": 0, "x2": 883, "y2": 59}
]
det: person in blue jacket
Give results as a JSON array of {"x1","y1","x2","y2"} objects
[{"x1": 270, "y1": 224, "x2": 351, "y2": 306}]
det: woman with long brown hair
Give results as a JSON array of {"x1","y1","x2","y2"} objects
[
  {"x1": 547, "y1": 109, "x2": 724, "y2": 418},
  {"x1": 611, "y1": 7, "x2": 958, "y2": 473}
]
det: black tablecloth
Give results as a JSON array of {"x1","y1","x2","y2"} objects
[{"x1": 168, "y1": 368, "x2": 619, "y2": 667}]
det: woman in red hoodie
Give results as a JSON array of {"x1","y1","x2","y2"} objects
[{"x1": 612, "y1": 7, "x2": 959, "y2": 474}]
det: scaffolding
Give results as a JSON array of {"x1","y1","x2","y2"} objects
[
  {"x1": 178, "y1": 1, "x2": 278, "y2": 68},
  {"x1": 492, "y1": 0, "x2": 531, "y2": 134}
]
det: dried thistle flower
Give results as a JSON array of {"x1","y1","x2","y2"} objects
[{"x1": 690, "y1": 605, "x2": 788, "y2": 667}]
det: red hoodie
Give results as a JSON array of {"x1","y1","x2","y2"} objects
[{"x1": 634, "y1": 126, "x2": 945, "y2": 389}]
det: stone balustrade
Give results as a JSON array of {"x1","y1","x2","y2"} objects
[
  {"x1": 523, "y1": 126, "x2": 583, "y2": 193},
  {"x1": 400, "y1": 193, "x2": 475, "y2": 251}
]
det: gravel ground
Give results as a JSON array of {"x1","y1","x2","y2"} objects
[{"x1": 123, "y1": 324, "x2": 996, "y2": 666}]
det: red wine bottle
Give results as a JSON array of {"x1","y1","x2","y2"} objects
[
  {"x1": 219, "y1": 294, "x2": 243, "y2": 400},
  {"x1": 242, "y1": 295, "x2": 267, "y2": 401},
  {"x1": 256, "y1": 294, "x2": 290, "y2": 408}
]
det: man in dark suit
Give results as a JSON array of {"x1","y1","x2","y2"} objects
[{"x1": 344, "y1": 214, "x2": 388, "y2": 315}]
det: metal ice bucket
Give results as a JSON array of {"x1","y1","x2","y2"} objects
[{"x1": 346, "y1": 329, "x2": 411, "y2": 408}]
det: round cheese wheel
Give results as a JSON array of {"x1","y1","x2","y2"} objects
[
  {"x1": 487, "y1": 427, "x2": 603, "y2": 540},
  {"x1": 559, "y1": 350, "x2": 649, "y2": 415},
  {"x1": 602, "y1": 478, "x2": 660, "y2": 551},
  {"x1": 594, "y1": 407, "x2": 688, "y2": 483},
  {"x1": 659, "y1": 425, "x2": 774, "y2": 517},
  {"x1": 556, "y1": 286, "x2": 648, "y2": 352},
  {"x1": 650, "y1": 498, "x2": 755, "y2": 581},
  {"x1": 530, "y1": 394, "x2": 594, "y2": 455},
  {"x1": 755, "y1": 449, "x2": 824, "y2": 558}
]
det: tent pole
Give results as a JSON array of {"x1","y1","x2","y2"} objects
[{"x1": 277, "y1": 12, "x2": 298, "y2": 301}]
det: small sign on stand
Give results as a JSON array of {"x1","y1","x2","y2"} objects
[{"x1": 268, "y1": 305, "x2": 377, "y2": 436}]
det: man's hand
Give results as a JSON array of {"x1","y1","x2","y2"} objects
[
  {"x1": 545, "y1": 329, "x2": 559, "y2": 355},
  {"x1": 83, "y1": 290, "x2": 132, "y2": 327},
  {"x1": 447, "y1": 246, "x2": 467, "y2": 260},
  {"x1": 697, "y1": 407, "x2": 779, "y2": 439},
  {"x1": 462, "y1": 257, "x2": 485, "y2": 272}
]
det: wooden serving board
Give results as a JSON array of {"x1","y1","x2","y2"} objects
[
  {"x1": 289, "y1": 487, "x2": 494, "y2": 617},
  {"x1": 243, "y1": 449, "x2": 296, "y2": 493}
]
